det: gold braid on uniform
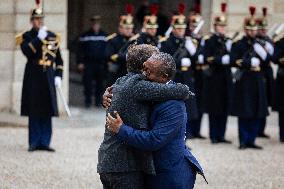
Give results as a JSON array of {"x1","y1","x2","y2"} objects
[
  {"x1": 15, "y1": 32, "x2": 24, "y2": 45},
  {"x1": 106, "y1": 33, "x2": 117, "y2": 41},
  {"x1": 129, "y1": 34, "x2": 140, "y2": 41},
  {"x1": 279, "y1": 57, "x2": 284, "y2": 64},
  {"x1": 235, "y1": 59, "x2": 243, "y2": 66},
  {"x1": 207, "y1": 56, "x2": 214, "y2": 63}
]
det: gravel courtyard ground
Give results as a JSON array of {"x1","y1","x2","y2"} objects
[{"x1": 0, "y1": 107, "x2": 283, "y2": 189}]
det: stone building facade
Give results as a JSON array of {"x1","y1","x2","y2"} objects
[{"x1": 0, "y1": 0, "x2": 284, "y2": 114}]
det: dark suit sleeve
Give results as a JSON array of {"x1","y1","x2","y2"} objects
[
  {"x1": 132, "y1": 79, "x2": 190, "y2": 101},
  {"x1": 116, "y1": 101, "x2": 184, "y2": 151},
  {"x1": 77, "y1": 35, "x2": 85, "y2": 64},
  {"x1": 230, "y1": 41, "x2": 251, "y2": 69},
  {"x1": 20, "y1": 34, "x2": 42, "y2": 59},
  {"x1": 105, "y1": 40, "x2": 114, "y2": 61},
  {"x1": 117, "y1": 45, "x2": 128, "y2": 62},
  {"x1": 159, "y1": 41, "x2": 169, "y2": 53},
  {"x1": 272, "y1": 39, "x2": 284, "y2": 65},
  {"x1": 203, "y1": 38, "x2": 224, "y2": 65}
]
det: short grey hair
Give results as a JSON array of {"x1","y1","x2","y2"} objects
[
  {"x1": 126, "y1": 44, "x2": 159, "y2": 72},
  {"x1": 149, "y1": 52, "x2": 176, "y2": 79}
]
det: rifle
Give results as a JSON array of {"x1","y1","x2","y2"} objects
[
  {"x1": 193, "y1": 20, "x2": 204, "y2": 35},
  {"x1": 272, "y1": 23, "x2": 284, "y2": 40}
]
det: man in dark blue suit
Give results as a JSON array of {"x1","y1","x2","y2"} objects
[{"x1": 106, "y1": 53, "x2": 206, "y2": 189}]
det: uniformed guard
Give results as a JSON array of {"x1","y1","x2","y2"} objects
[
  {"x1": 105, "y1": 4, "x2": 134, "y2": 86},
  {"x1": 15, "y1": 0, "x2": 63, "y2": 152},
  {"x1": 230, "y1": 6, "x2": 270, "y2": 149},
  {"x1": 186, "y1": 3, "x2": 206, "y2": 139},
  {"x1": 201, "y1": 3, "x2": 233, "y2": 144},
  {"x1": 129, "y1": 4, "x2": 159, "y2": 46},
  {"x1": 77, "y1": 15, "x2": 107, "y2": 108},
  {"x1": 272, "y1": 36, "x2": 284, "y2": 143},
  {"x1": 160, "y1": 3, "x2": 199, "y2": 140},
  {"x1": 256, "y1": 7, "x2": 275, "y2": 138}
]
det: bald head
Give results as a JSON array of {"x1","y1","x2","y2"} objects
[{"x1": 143, "y1": 52, "x2": 176, "y2": 83}]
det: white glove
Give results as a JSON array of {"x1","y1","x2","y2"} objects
[
  {"x1": 37, "y1": 26, "x2": 48, "y2": 40},
  {"x1": 185, "y1": 38, "x2": 196, "y2": 56},
  {"x1": 200, "y1": 38, "x2": 205, "y2": 47},
  {"x1": 181, "y1": 58, "x2": 191, "y2": 67},
  {"x1": 251, "y1": 57, "x2": 260, "y2": 67},
  {"x1": 221, "y1": 54, "x2": 230, "y2": 65},
  {"x1": 157, "y1": 42, "x2": 161, "y2": 49},
  {"x1": 225, "y1": 39, "x2": 233, "y2": 52},
  {"x1": 197, "y1": 54, "x2": 204, "y2": 64},
  {"x1": 55, "y1": 76, "x2": 62, "y2": 88},
  {"x1": 265, "y1": 41, "x2": 274, "y2": 55},
  {"x1": 253, "y1": 43, "x2": 267, "y2": 61}
]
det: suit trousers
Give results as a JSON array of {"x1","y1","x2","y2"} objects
[
  {"x1": 83, "y1": 63, "x2": 105, "y2": 106},
  {"x1": 187, "y1": 115, "x2": 202, "y2": 137},
  {"x1": 145, "y1": 159, "x2": 196, "y2": 189},
  {"x1": 100, "y1": 171, "x2": 145, "y2": 189},
  {"x1": 209, "y1": 114, "x2": 227, "y2": 141},
  {"x1": 258, "y1": 117, "x2": 267, "y2": 135},
  {"x1": 238, "y1": 118, "x2": 260, "y2": 145},
  {"x1": 28, "y1": 117, "x2": 52, "y2": 148}
]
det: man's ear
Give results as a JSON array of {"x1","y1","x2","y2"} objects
[{"x1": 162, "y1": 73, "x2": 169, "y2": 80}]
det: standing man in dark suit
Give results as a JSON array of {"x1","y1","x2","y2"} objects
[
  {"x1": 77, "y1": 15, "x2": 107, "y2": 108},
  {"x1": 201, "y1": 3, "x2": 233, "y2": 144},
  {"x1": 272, "y1": 37, "x2": 284, "y2": 143},
  {"x1": 106, "y1": 53, "x2": 206, "y2": 189},
  {"x1": 160, "y1": 4, "x2": 200, "y2": 140},
  {"x1": 105, "y1": 4, "x2": 134, "y2": 86},
  {"x1": 15, "y1": 2, "x2": 63, "y2": 152},
  {"x1": 98, "y1": 45, "x2": 190, "y2": 189},
  {"x1": 230, "y1": 6, "x2": 269, "y2": 149},
  {"x1": 256, "y1": 7, "x2": 275, "y2": 138}
]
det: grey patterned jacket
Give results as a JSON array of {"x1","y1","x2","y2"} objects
[{"x1": 97, "y1": 73, "x2": 190, "y2": 175}]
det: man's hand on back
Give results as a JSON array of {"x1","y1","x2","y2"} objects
[
  {"x1": 106, "y1": 111, "x2": 123, "y2": 133},
  {"x1": 102, "y1": 86, "x2": 113, "y2": 108}
]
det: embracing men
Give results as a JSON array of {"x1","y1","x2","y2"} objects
[{"x1": 97, "y1": 44, "x2": 206, "y2": 189}]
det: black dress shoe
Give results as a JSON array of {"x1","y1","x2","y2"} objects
[
  {"x1": 218, "y1": 139, "x2": 232, "y2": 144},
  {"x1": 85, "y1": 103, "x2": 91, "y2": 108},
  {"x1": 28, "y1": 146, "x2": 37, "y2": 152},
  {"x1": 257, "y1": 133, "x2": 270, "y2": 138},
  {"x1": 211, "y1": 139, "x2": 219, "y2": 144},
  {"x1": 246, "y1": 143, "x2": 263, "y2": 150},
  {"x1": 239, "y1": 144, "x2": 247, "y2": 150},
  {"x1": 195, "y1": 134, "x2": 207, "y2": 140},
  {"x1": 38, "y1": 146, "x2": 56, "y2": 152},
  {"x1": 187, "y1": 134, "x2": 206, "y2": 140}
]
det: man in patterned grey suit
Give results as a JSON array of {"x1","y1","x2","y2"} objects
[{"x1": 97, "y1": 44, "x2": 191, "y2": 189}]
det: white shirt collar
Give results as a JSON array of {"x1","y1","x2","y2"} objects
[{"x1": 166, "y1": 80, "x2": 172, "y2": 84}]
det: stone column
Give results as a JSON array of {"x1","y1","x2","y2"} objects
[
  {"x1": 0, "y1": 0, "x2": 69, "y2": 115},
  {"x1": 0, "y1": 0, "x2": 15, "y2": 112}
]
